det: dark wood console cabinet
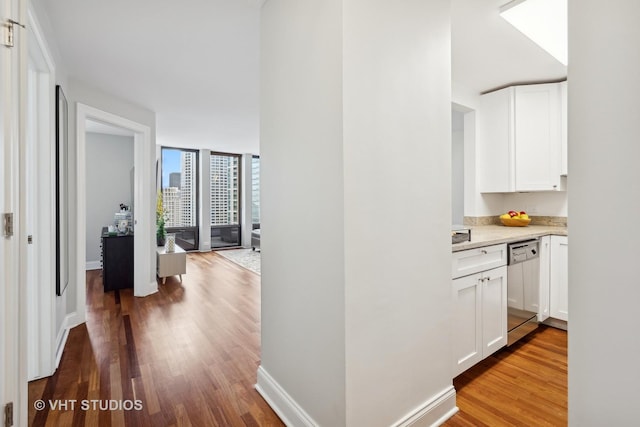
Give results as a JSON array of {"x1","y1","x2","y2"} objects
[{"x1": 101, "y1": 227, "x2": 133, "y2": 291}]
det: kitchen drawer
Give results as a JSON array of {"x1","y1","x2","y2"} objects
[{"x1": 452, "y1": 243, "x2": 507, "y2": 279}]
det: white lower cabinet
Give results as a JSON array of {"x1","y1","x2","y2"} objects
[
  {"x1": 452, "y1": 265, "x2": 507, "y2": 377},
  {"x1": 550, "y1": 236, "x2": 569, "y2": 321}
]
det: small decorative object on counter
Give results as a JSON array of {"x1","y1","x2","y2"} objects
[
  {"x1": 500, "y1": 210, "x2": 531, "y2": 227},
  {"x1": 452, "y1": 225, "x2": 472, "y2": 244},
  {"x1": 165, "y1": 233, "x2": 176, "y2": 252}
]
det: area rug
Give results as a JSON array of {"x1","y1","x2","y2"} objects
[{"x1": 216, "y1": 248, "x2": 261, "y2": 275}]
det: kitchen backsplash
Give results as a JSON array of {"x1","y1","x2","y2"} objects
[{"x1": 464, "y1": 215, "x2": 567, "y2": 227}]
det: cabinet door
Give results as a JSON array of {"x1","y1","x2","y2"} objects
[
  {"x1": 550, "y1": 236, "x2": 569, "y2": 321},
  {"x1": 538, "y1": 236, "x2": 551, "y2": 321},
  {"x1": 481, "y1": 266, "x2": 508, "y2": 357},
  {"x1": 514, "y1": 84, "x2": 562, "y2": 191},
  {"x1": 478, "y1": 86, "x2": 515, "y2": 192},
  {"x1": 452, "y1": 273, "x2": 482, "y2": 377}
]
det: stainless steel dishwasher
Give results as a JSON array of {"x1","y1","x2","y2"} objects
[{"x1": 507, "y1": 239, "x2": 540, "y2": 345}]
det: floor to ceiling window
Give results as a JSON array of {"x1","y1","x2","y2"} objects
[
  {"x1": 161, "y1": 147, "x2": 199, "y2": 250},
  {"x1": 210, "y1": 152, "x2": 241, "y2": 248}
]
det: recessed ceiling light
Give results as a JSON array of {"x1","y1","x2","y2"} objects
[{"x1": 500, "y1": 0, "x2": 567, "y2": 66}]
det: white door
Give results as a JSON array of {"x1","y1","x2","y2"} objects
[
  {"x1": 452, "y1": 273, "x2": 482, "y2": 376},
  {"x1": 25, "y1": 12, "x2": 56, "y2": 381},
  {"x1": 1, "y1": 0, "x2": 26, "y2": 422}
]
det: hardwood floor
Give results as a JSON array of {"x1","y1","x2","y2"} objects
[
  {"x1": 444, "y1": 325, "x2": 568, "y2": 427},
  {"x1": 29, "y1": 251, "x2": 567, "y2": 426},
  {"x1": 28, "y1": 251, "x2": 284, "y2": 426}
]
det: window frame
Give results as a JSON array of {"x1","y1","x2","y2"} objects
[{"x1": 160, "y1": 146, "x2": 200, "y2": 251}]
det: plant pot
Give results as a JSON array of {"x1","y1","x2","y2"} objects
[{"x1": 157, "y1": 236, "x2": 165, "y2": 247}]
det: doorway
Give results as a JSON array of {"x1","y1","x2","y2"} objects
[{"x1": 75, "y1": 104, "x2": 156, "y2": 323}]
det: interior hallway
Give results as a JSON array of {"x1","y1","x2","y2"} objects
[
  {"x1": 28, "y1": 252, "x2": 283, "y2": 426},
  {"x1": 28, "y1": 251, "x2": 567, "y2": 426}
]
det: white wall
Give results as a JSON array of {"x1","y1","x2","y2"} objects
[
  {"x1": 568, "y1": 0, "x2": 640, "y2": 424},
  {"x1": 343, "y1": 1, "x2": 453, "y2": 424},
  {"x1": 259, "y1": 1, "x2": 454, "y2": 426},
  {"x1": 259, "y1": 1, "x2": 346, "y2": 425},
  {"x1": 85, "y1": 132, "x2": 134, "y2": 266}
]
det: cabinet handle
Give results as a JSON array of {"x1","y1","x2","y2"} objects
[
  {"x1": 481, "y1": 249, "x2": 487, "y2": 254},
  {"x1": 486, "y1": 276, "x2": 491, "y2": 281}
]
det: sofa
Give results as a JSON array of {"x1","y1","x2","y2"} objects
[{"x1": 251, "y1": 229, "x2": 260, "y2": 251}]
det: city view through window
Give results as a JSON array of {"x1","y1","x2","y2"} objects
[
  {"x1": 161, "y1": 148, "x2": 259, "y2": 250},
  {"x1": 252, "y1": 156, "x2": 260, "y2": 225},
  {"x1": 161, "y1": 148, "x2": 197, "y2": 227},
  {"x1": 210, "y1": 153, "x2": 240, "y2": 226}
]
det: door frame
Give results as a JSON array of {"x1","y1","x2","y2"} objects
[
  {"x1": 25, "y1": 4, "x2": 56, "y2": 381},
  {"x1": 75, "y1": 103, "x2": 155, "y2": 322},
  {"x1": 2, "y1": 0, "x2": 27, "y2": 422}
]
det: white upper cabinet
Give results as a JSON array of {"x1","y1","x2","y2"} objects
[
  {"x1": 478, "y1": 82, "x2": 564, "y2": 192},
  {"x1": 560, "y1": 81, "x2": 568, "y2": 176}
]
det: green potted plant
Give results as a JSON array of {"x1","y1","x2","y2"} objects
[{"x1": 156, "y1": 190, "x2": 167, "y2": 246}]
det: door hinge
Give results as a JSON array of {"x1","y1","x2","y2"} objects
[
  {"x1": 3, "y1": 213, "x2": 13, "y2": 237},
  {"x1": 4, "y1": 402, "x2": 13, "y2": 427},
  {"x1": 2, "y1": 19, "x2": 25, "y2": 48}
]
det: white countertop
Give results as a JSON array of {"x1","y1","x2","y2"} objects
[{"x1": 452, "y1": 225, "x2": 567, "y2": 252}]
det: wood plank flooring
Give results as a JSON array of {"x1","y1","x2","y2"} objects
[
  {"x1": 28, "y1": 251, "x2": 284, "y2": 426},
  {"x1": 29, "y1": 251, "x2": 567, "y2": 426},
  {"x1": 444, "y1": 325, "x2": 568, "y2": 427}
]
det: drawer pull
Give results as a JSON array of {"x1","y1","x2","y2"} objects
[{"x1": 481, "y1": 249, "x2": 487, "y2": 254}]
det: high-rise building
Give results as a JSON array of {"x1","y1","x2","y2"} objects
[
  {"x1": 210, "y1": 154, "x2": 239, "y2": 225},
  {"x1": 169, "y1": 172, "x2": 181, "y2": 188},
  {"x1": 180, "y1": 152, "x2": 196, "y2": 226},
  {"x1": 162, "y1": 187, "x2": 181, "y2": 227},
  {"x1": 251, "y1": 157, "x2": 260, "y2": 224}
]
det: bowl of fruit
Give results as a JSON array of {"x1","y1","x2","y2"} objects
[{"x1": 500, "y1": 210, "x2": 531, "y2": 227}]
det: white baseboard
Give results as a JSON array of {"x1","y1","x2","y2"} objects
[
  {"x1": 255, "y1": 366, "x2": 319, "y2": 427},
  {"x1": 256, "y1": 366, "x2": 457, "y2": 427},
  {"x1": 391, "y1": 386, "x2": 458, "y2": 427},
  {"x1": 134, "y1": 280, "x2": 158, "y2": 297},
  {"x1": 85, "y1": 260, "x2": 101, "y2": 270},
  {"x1": 542, "y1": 317, "x2": 567, "y2": 331},
  {"x1": 54, "y1": 313, "x2": 77, "y2": 370},
  {"x1": 66, "y1": 310, "x2": 86, "y2": 329}
]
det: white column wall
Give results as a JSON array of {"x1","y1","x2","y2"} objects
[
  {"x1": 343, "y1": 1, "x2": 454, "y2": 425},
  {"x1": 241, "y1": 153, "x2": 253, "y2": 248},
  {"x1": 199, "y1": 149, "x2": 211, "y2": 251},
  {"x1": 259, "y1": 0, "x2": 455, "y2": 426},
  {"x1": 568, "y1": 1, "x2": 640, "y2": 425},
  {"x1": 259, "y1": 1, "x2": 346, "y2": 425}
]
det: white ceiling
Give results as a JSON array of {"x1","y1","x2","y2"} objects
[
  {"x1": 453, "y1": 0, "x2": 566, "y2": 93},
  {"x1": 42, "y1": 0, "x2": 566, "y2": 154}
]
